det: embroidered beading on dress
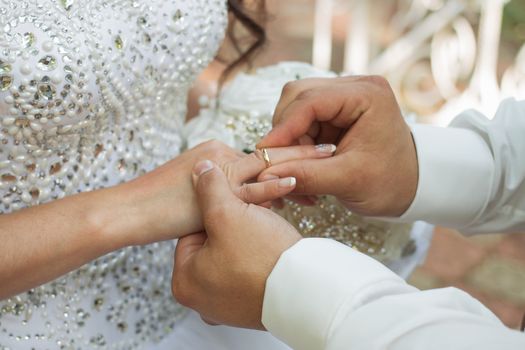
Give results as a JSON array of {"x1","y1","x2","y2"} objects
[{"x1": 0, "y1": 0, "x2": 227, "y2": 348}]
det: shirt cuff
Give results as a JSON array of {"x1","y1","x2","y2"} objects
[
  {"x1": 400, "y1": 124, "x2": 495, "y2": 229},
  {"x1": 261, "y1": 238, "x2": 409, "y2": 350}
]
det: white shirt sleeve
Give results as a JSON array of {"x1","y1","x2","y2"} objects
[
  {"x1": 262, "y1": 238, "x2": 525, "y2": 350},
  {"x1": 400, "y1": 98, "x2": 525, "y2": 234}
]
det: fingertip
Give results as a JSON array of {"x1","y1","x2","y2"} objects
[
  {"x1": 315, "y1": 144, "x2": 337, "y2": 154},
  {"x1": 257, "y1": 127, "x2": 290, "y2": 149},
  {"x1": 278, "y1": 177, "x2": 296, "y2": 188},
  {"x1": 256, "y1": 139, "x2": 271, "y2": 149},
  {"x1": 256, "y1": 132, "x2": 273, "y2": 149}
]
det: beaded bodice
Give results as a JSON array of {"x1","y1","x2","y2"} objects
[{"x1": 0, "y1": 0, "x2": 227, "y2": 348}]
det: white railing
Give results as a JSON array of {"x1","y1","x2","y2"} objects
[{"x1": 313, "y1": 0, "x2": 525, "y2": 125}]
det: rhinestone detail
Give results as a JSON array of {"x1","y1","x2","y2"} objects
[{"x1": 0, "y1": 0, "x2": 228, "y2": 348}]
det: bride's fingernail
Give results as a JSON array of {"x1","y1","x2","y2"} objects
[
  {"x1": 315, "y1": 144, "x2": 337, "y2": 154},
  {"x1": 193, "y1": 160, "x2": 214, "y2": 176},
  {"x1": 279, "y1": 177, "x2": 296, "y2": 188}
]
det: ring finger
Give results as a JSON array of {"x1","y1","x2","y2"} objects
[{"x1": 232, "y1": 144, "x2": 337, "y2": 183}]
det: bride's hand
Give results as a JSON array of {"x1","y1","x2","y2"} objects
[{"x1": 119, "y1": 140, "x2": 335, "y2": 246}]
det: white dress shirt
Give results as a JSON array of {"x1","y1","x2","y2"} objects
[{"x1": 261, "y1": 98, "x2": 525, "y2": 349}]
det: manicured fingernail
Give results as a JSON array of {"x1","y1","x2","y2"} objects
[
  {"x1": 279, "y1": 177, "x2": 296, "y2": 188},
  {"x1": 193, "y1": 160, "x2": 214, "y2": 176},
  {"x1": 261, "y1": 174, "x2": 279, "y2": 181},
  {"x1": 315, "y1": 144, "x2": 337, "y2": 154}
]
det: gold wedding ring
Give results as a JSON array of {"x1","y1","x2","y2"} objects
[{"x1": 262, "y1": 148, "x2": 272, "y2": 168}]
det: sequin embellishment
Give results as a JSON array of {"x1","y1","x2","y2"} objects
[{"x1": 0, "y1": 0, "x2": 228, "y2": 348}]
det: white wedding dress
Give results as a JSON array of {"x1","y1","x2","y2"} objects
[{"x1": 0, "y1": 1, "x2": 432, "y2": 349}]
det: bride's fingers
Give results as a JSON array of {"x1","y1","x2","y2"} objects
[
  {"x1": 235, "y1": 177, "x2": 296, "y2": 204},
  {"x1": 232, "y1": 144, "x2": 336, "y2": 183}
]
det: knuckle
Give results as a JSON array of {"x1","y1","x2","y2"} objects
[
  {"x1": 176, "y1": 291, "x2": 193, "y2": 308},
  {"x1": 282, "y1": 81, "x2": 300, "y2": 95},
  {"x1": 364, "y1": 75, "x2": 390, "y2": 89},
  {"x1": 295, "y1": 88, "x2": 317, "y2": 102},
  {"x1": 298, "y1": 162, "x2": 314, "y2": 193},
  {"x1": 222, "y1": 162, "x2": 235, "y2": 181},
  {"x1": 249, "y1": 150, "x2": 264, "y2": 164},
  {"x1": 203, "y1": 140, "x2": 226, "y2": 157},
  {"x1": 172, "y1": 278, "x2": 192, "y2": 307},
  {"x1": 238, "y1": 184, "x2": 253, "y2": 202},
  {"x1": 205, "y1": 139, "x2": 223, "y2": 149}
]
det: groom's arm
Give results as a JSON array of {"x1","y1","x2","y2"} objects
[
  {"x1": 259, "y1": 76, "x2": 525, "y2": 233},
  {"x1": 262, "y1": 238, "x2": 525, "y2": 350},
  {"x1": 399, "y1": 98, "x2": 525, "y2": 234}
]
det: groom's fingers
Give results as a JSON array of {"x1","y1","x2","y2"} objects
[
  {"x1": 272, "y1": 78, "x2": 333, "y2": 127},
  {"x1": 172, "y1": 232, "x2": 208, "y2": 305},
  {"x1": 258, "y1": 84, "x2": 366, "y2": 148},
  {"x1": 174, "y1": 232, "x2": 208, "y2": 267},
  {"x1": 231, "y1": 144, "x2": 336, "y2": 183},
  {"x1": 258, "y1": 156, "x2": 358, "y2": 196},
  {"x1": 235, "y1": 177, "x2": 296, "y2": 205}
]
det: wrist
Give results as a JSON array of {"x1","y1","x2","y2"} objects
[
  {"x1": 118, "y1": 163, "x2": 202, "y2": 246},
  {"x1": 84, "y1": 185, "x2": 147, "y2": 249},
  {"x1": 395, "y1": 131, "x2": 419, "y2": 216}
]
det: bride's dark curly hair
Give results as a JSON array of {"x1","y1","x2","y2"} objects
[{"x1": 222, "y1": 0, "x2": 267, "y2": 83}]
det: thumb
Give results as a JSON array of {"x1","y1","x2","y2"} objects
[{"x1": 192, "y1": 160, "x2": 241, "y2": 219}]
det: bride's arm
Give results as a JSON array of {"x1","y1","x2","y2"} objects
[
  {"x1": 0, "y1": 140, "x2": 333, "y2": 300},
  {"x1": 0, "y1": 142, "x2": 209, "y2": 300},
  {"x1": 0, "y1": 143, "x2": 202, "y2": 300},
  {"x1": 0, "y1": 183, "x2": 141, "y2": 300}
]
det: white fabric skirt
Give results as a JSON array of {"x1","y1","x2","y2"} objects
[{"x1": 157, "y1": 312, "x2": 290, "y2": 350}]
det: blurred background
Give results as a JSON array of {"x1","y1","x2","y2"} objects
[{"x1": 253, "y1": 0, "x2": 525, "y2": 329}]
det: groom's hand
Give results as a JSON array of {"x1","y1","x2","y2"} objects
[
  {"x1": 171, "y1": 161, "x2": 302, "y2": 330},
  {"x1": 257, "y1": 76, "x2": 418, "y2": 217}
]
